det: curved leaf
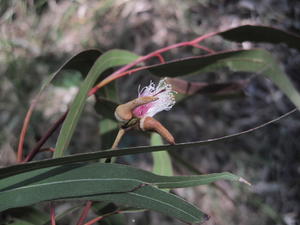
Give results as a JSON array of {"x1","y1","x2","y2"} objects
[
  {"x1": 146, "y1": 49, "x2": 300, "y2": 109},
  {"x1": 88, "y1": 185, "x2": 207, "y2": 224},
  {"x1": 54, "y1": 50, "x2": 139, "y2": 158},
  {"x1": 63, "y1": 49, "x2": 102, "y2": 76},
  {"x1": 219, "y1": 25, "x2": 300, "y2": 51},
  {"x1": 166, "y1": 77, "x2": 247, "y2": 102},
  {"x1": 93, "y1": 49, "x2": 299, "y2": 115},
  {"x1": 0, "y1": 163, "x2": 243, "y2": 192},
  {"x1": 0, "y1": 163, "x2": 243, "y2": 223},
  {"x1": 38, "y1": 49, "x2": 102, "y2": 94},
  {"x1": 151, "y1": 133, "x2": 173, "y2": 177},
  {"x1": 0, "y1": 163, "x2": 244, "y2": 222},
  {"x1": 3, "y1": 207, "x2": 48, "y2": 225},
  {"x1": 0, "y1": 107, "x2": 292, "y2": 179}
]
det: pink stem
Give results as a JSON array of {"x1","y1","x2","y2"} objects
[
  {"x1": 84, "y1": 211, "x2": 120, "y2": 225},
  {"x1": 23, "y1": 110, "x2": 68, "y2": 162},
  {"x1": 83, "y1": 216, "x2": 104, "y2": 225},
  {"x1": 192, "y1": 43, "x2": 215, "y2": 53},
  {"x1": 50, "y1": 202, "x2": 56, "y2": 225},
  {"x1": 155, "y1": 53, "x2": 165, "y2": 63},
  {"x1": 77, "y1": 201, "x2": 93, "y2": 225},
  {"x1": 89, "y1": 31, "x2": 217, "y2": 95},
  {"x1": 17, "y1": 100, "x2": 37, "y2": 162}
]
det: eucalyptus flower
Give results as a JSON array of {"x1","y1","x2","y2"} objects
[{"x1": 115, "y1": 78, "x2": 176, "y2": 144}]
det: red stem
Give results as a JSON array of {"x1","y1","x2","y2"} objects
[
  {"x1": 39, "y1": 147, "x2": 55, "y2": 153},
  {"x1": 84, "y1": 211, "x2": 120, "y2": 225},
  {"x1": 84, "y1": 216, "x2": 103, "y2": 225},
  {"x1": 155, "y1": 53, "x2": 165, "y2": 63},
  {"x1": 23, "y1": 110, "x2": 68, "y2": 162},
  {"x1": 76, "y1": 201, "x2": 93, "y2": 225},
  {"x1": 89, "y1": 31, "x2": 217, "y2": 95},
  {"x1": 17, "y1": 100, "x2": 37, "y2": 162},
  {"x1": 88, "y1": 66, "x2": 148, "y2": 96},
  {"x1": 50, "y1": 202, "x2": 56, "y2": 225},
  {"x1": 192, "y1": 43, "x2": 215, "y2": 53}
]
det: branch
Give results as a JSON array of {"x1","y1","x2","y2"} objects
[
  {"x1": 76, "y1": 201, "x2": 93, "y2": 225},
  {"x1": 22, "y1": 32, "x2": 217, "y2": 162}
]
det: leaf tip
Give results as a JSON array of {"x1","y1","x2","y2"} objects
[{"x1": 238, "y1": 177, "x2": 252, "y2": 186}]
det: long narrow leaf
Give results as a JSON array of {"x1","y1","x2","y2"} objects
[
  {"x1": 0, "y1": 162, "x2": 246, "y2": 223},
  {"x1": 54, "y1": 50, "x2": 139, "y2": 157},
  {"x1": 88, "y1": 185, "x2": 207, "y2": 224},
  {"x1": 0, "y1": 108, "x2": 295, "y2": 179},
  {"x1": 146, "y1": 49, "x2": 300, "y2": 109},
  {"x1": 219, "y1": 24, "x2": 300, "y2": 51},
  {"x1": 151, "y1": 133, "x2": 173, "y2": 176}
]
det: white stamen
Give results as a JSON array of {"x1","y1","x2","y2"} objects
[{"x1": 138, "y1": 78, "x2": 176, "y2": 117}]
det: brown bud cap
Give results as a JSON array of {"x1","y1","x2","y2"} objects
[
  {"x1": 140, "y1": 117, "x2": 175, "y2": 145},
  {"x1": 115, "y1": 96, "x2": 158, "y2": 122}
]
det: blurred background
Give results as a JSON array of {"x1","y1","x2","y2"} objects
[{"x1": 1, "y1": 0, "x2": 300, "y2": 224}]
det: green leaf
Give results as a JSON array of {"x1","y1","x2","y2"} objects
[
  {"x1": 42, "y1": 205, "x2": 82, "y2": 225},
  {"x1": 94, "y1": 70, "x2": 120, "y2": 120},
  {"x1": 88, "y1": 185, "x2": 206, "y2": 224},
  {"x1": 100, "y1": 119, "x2": 119, "y2": 135},
  {"x1": 146, "y1": 49, "x2": 300, "y2": 109},
  {"x1": 166, "y1": 77, "x2": 247, "y2": 102},
  {"x1": 0, "y1": 122, "x2": 278, "y2": 179},
  {"x1": 49, "y1": 49, "x2": 101, "y2": 88},
  {"x1": 54, "y1": 50, "x2": 139, "y2": 158},
  {"x1": 29, "y1": 49, "x2": 102, "y2": 110},
  {"x1": 99, "y1": 118, "x2": 119, "y2": 150},
  {"x1": 43, "y1": 49, "x2": 102, "y2": 92},
  {"x1": 94, "y1": 97, "x2": 119, "y2": 120},
  {"x1": 98, "y1": 214, "x2": 126, "y2": 225},
  {"x1": 151, "y1": 133, "x2": 173, "y2": 177},
  {"x1": 4, "y1": 219, "x2": 34, "y2": 225},
  {"x1": 0, "y1": 163, "x2": 243, "y2": 223},
  {"x1": 63, "y1": 49, "x2": 102, "y2": 76},
  {"x1": 0, "y1": 163, "x2": 242, "y2": 193},
  {"x1": 2, "y1": 207, "x2": 48, "y2": 225},
  {"x1": 219, "y1": 25, "x2": 300, "y2": 51}
]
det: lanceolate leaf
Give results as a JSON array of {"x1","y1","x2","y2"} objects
[
  {"x1": 19, "y1": 49, "x2": 102, "y2": 162},
  {"x1": 93, "y1": 49, "x2": 299, "y2": 114},
  {"x1": 219, "y1": 25, "x2": 300, "y2": 51},
  {"x1": 63, "y1": 49, "x2": 102, "y2": 76},
  {"x1": 166, "y1": 77, "x2": 247, "y2": 102},
  {"x1": 94, "y1": 97, "x2": 119, "y2": 120},
  {"x1": 146, "y1": 49, "x2": 300, "y2": 109},
  {"x1": 88, "y1": 185, "x2": 206, "y2": 224},
  {"x1": 151, "y1": 133, "x2": 173, "y2": 177},
  {"x1": 3, "y1": 207, "x2": 48, "y2": 225},
  {"x1": 0, "y1": 163, "x2": 243, "y2": 192},
  {"x1": 38, "y1": 49, "x2": 102, "y2": 94},
  {"x1": 99, "y1": 118, "x2": 119, "y2": 150},
  {"x1": 0, "y1": 163, "x2": 245, "y2": 223},
  {"x1": 0, "y1": 108, "x2": 293, "y2": 180},
  {"x1": 0, "y1": 138, "x2": 242, "y2": 179},
  {"x1": 54, "y1": 50, "x2": 139, "y2": 158}
]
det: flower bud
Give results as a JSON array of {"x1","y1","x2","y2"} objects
[
  {"x1": 115, "y1": 96, "x2": 158, "y2": 122},
  {"x1": 139, "y1": 116, "x2": 175, "y2": 145}
]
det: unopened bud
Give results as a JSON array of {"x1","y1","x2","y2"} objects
[
  {"x1": 115, "y1": 96, "x2": 158, "y2": 122},
  {"x1": 139, "y1": 116, "x2": 175, "y2": 145}
]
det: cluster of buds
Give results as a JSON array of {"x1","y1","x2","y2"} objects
[{"x1": 114, "y1": 78, "x2": 176, "y2": 144}]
